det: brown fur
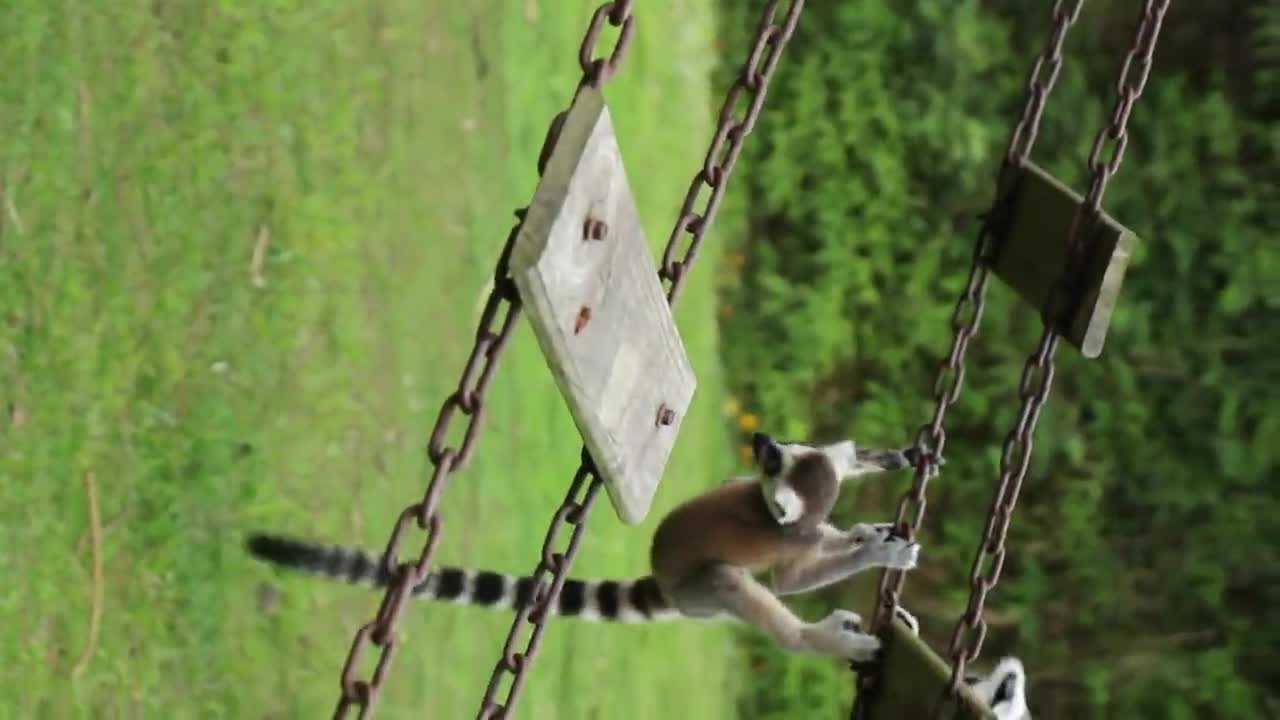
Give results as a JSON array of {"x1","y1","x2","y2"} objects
[{"x1": 649, "y1": 452, "x2": 837, "y2": 583}]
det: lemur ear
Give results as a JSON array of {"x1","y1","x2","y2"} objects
[
  {"x1": 751, "y1": 433, "x2": 784, "y2": 476},
  {"x1": 750, "y1": 432, "x2": 773, "y2": 458},
  {"x1": 820, "y1": 440, "x2": 858, "y2": 479}
]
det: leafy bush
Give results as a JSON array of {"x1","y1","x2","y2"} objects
[{"x1": 714, "y1": 1, "x2": 1278, "y2": 718}]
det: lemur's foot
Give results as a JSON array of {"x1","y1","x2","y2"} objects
[
  {"x1": 893, "y1": 604, "x2": 920, "y2": 635},
  {"x1": 805, "y1": 610, "x2": 881, "y2": 661}
]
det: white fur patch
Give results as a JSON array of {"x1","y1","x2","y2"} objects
[
  {"x1": 613, "y1": 581, "x2": 648, "y2": 623},
  {"x1": 577, "y1": 581, "x2": 601, "y2": 621},
  {"x1": 453, "y1": 570, "x2": 475, "y2": 604},
  {"x1": 498, "y1": 574, "x2": 516, "y2": 608},
  {"x1": 805, "y1": 609, "x2": 880, "y2": 660},
  {"x1": 969, "y1": 657, "x2": 1030, "y2": 720},
  {"x1": 769, "y1": 482, "x2": 805, "y2": 524},
  {"x1": 892, "y1": 605, "x2": 920, "y2": 636},
  {"x1": 820, "y1": 440, "x2": 858, "y2": 480}
]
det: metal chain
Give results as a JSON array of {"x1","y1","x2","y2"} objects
[
  {"x1": 867, "y1": 0, "x2": 1086, "y2": 647},
  {"x1": 476, "y1": 2, "x2": 807, "y2": 717},
  {"x1": 329, "y1": 3, "x2": 634, "y2": 718},
  {"x1": 333, "y1": 217, "x2": 523, "y2": 720},
  {"x1": 476, "y1": 452, "x2": 603, "y2": 719},
  {"x1": 940, "y1": 0, "x2": 1170, "y2": 707},
  {"x1": 852, "y1": 3, "x2": 1088, "y2": 718},
  {"x1": 660, "y1": 0, "x2": 807, "y2": 305},
  {"x1": 1004, "y1": 1, "x2": 1087, "y2": 167}
]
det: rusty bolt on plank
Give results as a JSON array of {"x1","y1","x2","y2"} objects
[
  {"x1": 656, "y1": 405, "x2": 676, "y2": 427},
  {"x1": 574, "y1": 306, "x2": 592, "y2": 334},
  {"x1": 583, "y1": 217, "x2": 609, "y2": 241}
]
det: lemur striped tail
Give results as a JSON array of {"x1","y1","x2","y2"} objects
[{"x1": 245, "y1": 533, "x2": 680, "y2": 623}]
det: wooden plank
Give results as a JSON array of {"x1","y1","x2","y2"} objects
[
  {"x1": 858, "y1": 618, "x2": 994, "y2": 720},
  {"x1": 509, "y1": 86, "x2": 696, "y2": 525},
  {"x1": 988, "y1": 161, "x2": 1139, "y2": 359}
]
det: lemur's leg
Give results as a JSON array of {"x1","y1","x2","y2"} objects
[
  {"x1": 665, "y1": 564, "x2": 881, "y2": 661},
  {"x1": 772, "y1": 522, "x2": 919, "y2": 596}
]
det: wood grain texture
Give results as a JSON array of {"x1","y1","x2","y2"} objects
[
  {"x1": 990, "y1": 161, "x2": 1139, "y2": 359},
  {"x1": 510, "y1": 86, "x2": 696, "y2": 525}
]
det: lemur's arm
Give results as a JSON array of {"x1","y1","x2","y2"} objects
[{"x1": 772, "y1": 523, "x2": 918, "y2": 596}]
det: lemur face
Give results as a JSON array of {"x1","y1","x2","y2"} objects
[
  {"x1": 751, "y1": 433, "x2": 915, "y2": 526},
  {"x1": 752, "y1": 433, "x2": 832, "y2": 525}
]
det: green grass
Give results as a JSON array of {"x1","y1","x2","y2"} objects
[{"x1": 0, "y1": 1, "x2": 742, "y2": 717}]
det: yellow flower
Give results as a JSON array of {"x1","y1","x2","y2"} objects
[
  {"x1": 722, "y1": 397, "x2": 741, "y2": 417},
  {"x1": 738, "y1": 412, "x2": 759, "y2": 432},
  {"x1": 739, "y1": 444, "x2": 754, "y2": 466}
]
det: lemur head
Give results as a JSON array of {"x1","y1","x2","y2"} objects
[
  {"x1": 967, "y1": 657, "x2": 1031, "y2": 720},
  {"x1": 750, "y1": 432, "x2": 915, "y2": 527}
]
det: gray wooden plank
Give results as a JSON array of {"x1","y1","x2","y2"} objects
[
  {"x1": 990, "y1": 161, "x2": 1139, "y2": 358},
  {"x1": 510, "y1": 86, "x2": 696, "y2": 525}
]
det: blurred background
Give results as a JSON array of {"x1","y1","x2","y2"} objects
[{"x1": 2, "y1": 1, "x2": 1274, "y2": 718}]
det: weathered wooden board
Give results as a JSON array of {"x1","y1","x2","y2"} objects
[
  {"x1": 858, "y1": 618, "x2": 994, "y2": 720},
  {"x1": 509, "y1": 86, "x2": 696, "y2": 525},
  {"x1": 989, "y1": 161, "x2": 1139, "y2": 359}
]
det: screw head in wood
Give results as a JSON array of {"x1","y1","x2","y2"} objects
[
  {"x1": 657, "y1": 405, "x2": 676, "y2": 426},
  {"x1": 583, "y1": 218, "x2": 609, "y2": 241},
  {"x1": 574, "y1": 306, "x2": 592, "y2": 334}
]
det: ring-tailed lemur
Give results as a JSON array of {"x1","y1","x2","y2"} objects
[
  {"x1": 248, "y1": 432, "x2": 919, "y2": 661},
  {"x1": 248, "y1": 430, "x2": 1029, "y2": 717}
]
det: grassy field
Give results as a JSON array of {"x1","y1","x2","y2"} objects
[{"x1": 0, "y1": 1, "x2": 744, "y2": 717}]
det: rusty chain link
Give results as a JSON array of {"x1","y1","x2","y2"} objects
[
  {"x1": 477, "y1": 452, "x2": 603, "y2": 719},
  {"x1": 852, "y1": 3, "x2": 1089, "y2": 718},
  {"x1": 660, "y1": 0, "x2": 807, "y2": 305},
  {"x1": 477, "y1": 3, "x2": 807, "y2": 717},
  {"x1": 333, "y1": 213, "x2": 522, "y2": 719},
  {"x1": 940, "y1": 1, "x2": 1170, "y2": 707},
  {"x1": 1004, "y1": 1, "x2": 1086, "y2": 167},
  {"x1": 864, "y1": 0, "x2": 1085, "y2": 652},
  {"x1": 579, "y1": 0, "x2": 635, "y2": 88},
  {"x1": 329, "y1": 3, "x2": 636, "y2": 717}
]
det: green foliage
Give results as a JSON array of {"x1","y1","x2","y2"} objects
[
  {"x1": 715, "y1": 0, "x2": 1278, "y2": 718},
  {"x1": 735, "y1": 631, "x2": 851, "y2": 720}
]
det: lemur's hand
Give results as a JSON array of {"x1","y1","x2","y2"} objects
[
  {"x1": 847, "y1": 522, "x2": 919, "y2": 570},
  {"x1": 847, "y1": 522, "x2": 897, "y2": 545}
]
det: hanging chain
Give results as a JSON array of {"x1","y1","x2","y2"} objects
[
  {"x1": 476, "y1": 452, "x2": 604, "y2": 720},
  {"x1": 660, "y1": 0, "x2": 807, "y2": 305},
  {"x1": 868, "y1": 0, "x2": 1086, "y2": 642},
  {"x1": 1004, "y1": 1, "x2": 1087, "y2": 167},
  {"x1": 476, "y1": 2, "x2": 807, "y2": 717},
  {"x1": 333, "y1": 213, "x2": 523, "y2": 720},
  {"x1": 851, "y1": 3, "x2": 1087, "y2": 719},
  {"x1": 940, "y1": 0, "x2": 1171, "y2": 707},
  {"x1": 329, "y1": 3, "x2": 634, "y2": 718}
]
